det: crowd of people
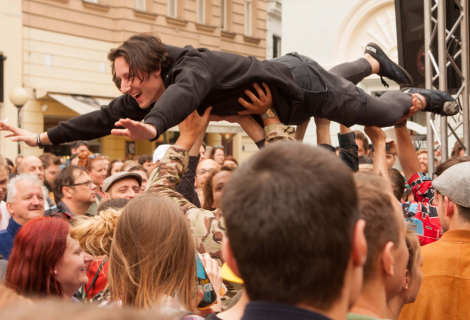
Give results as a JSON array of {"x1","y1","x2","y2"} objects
[{"x1": 0, "y1": 33, "x2": 467, "y2": 320}]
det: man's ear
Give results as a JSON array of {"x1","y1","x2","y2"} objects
[
  {"x1": 382, "y1": 242, "x2": 395, "y2": 277},
  {"x1": 103, "y1": 192, "x2": 111, "y2": 201},
  {"x1": 352, "y1": 219, "x2": 368, "y2": 267},
  {"x1": 62, "y1": 186, "x2": 74, "y2": 199},
  {"x1": 154, "y1": 67, "x2": 162, "y2": 78},
  {"x1": 445, "y1": 196, "x2": 455, "y2": 218},
  {"x1": 403, "y1": 269, "x2": 410, "y2": 291},
  {"x1": 222, "y1": 238, "x2": 242, "y2": 278},
  {"x1": 6, "y1": 202, "x2": 14, "y2": 216}
]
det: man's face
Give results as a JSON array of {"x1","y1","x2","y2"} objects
[
  {"x1": 0, "y1": 167, "x2": 8, "y2": 201},
  {"x1": 75, "y1": 145, "x2": 89, "y2": 155},
  {"x1": 212, "y1": 171, "x2": 233, "y2": 210},
  {"x1": 418, "y1": 153, "x2": 428, "y2": 173},
  {"x1": 19, "y1": 157, "x2": 44, "y2": 182},
  {"x1": 69, "y1": 171, "x2": 96, "y2": 206},
  {"x1": 131, "y1": 170, "x2": 148, "y2": 192},
  {"x1": 196, "y1": 159, "x2": 220, "y2": 189},
  {"x1": 386, "y1": 153, "x2": 396, "y2": 169},
  {"x1": 7, "y1": 180, "x2": 44, "y2": 226},
  {"x1": 356, "y1": 139, "x2": 366, "y2": 156},
  {"x1": 199, "y1": 145, "x2": 206, "y2": 162},
  {"x1": 106, "y1": 177, "x2": 141, "y2": 201},
  {"x1": 114, "y1": 56, "x2": 165, "y2": 109},
  {"x1": 44, "y1": 164, "x2": 60, "y2": 190},
  {"x1": 142, "y1": 161, "x2": 153, "y2": 173},
  {"x1": 387, "y1": 191, "x2": 410, "y2": 299}
]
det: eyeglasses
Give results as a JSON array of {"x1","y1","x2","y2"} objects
[
  {"x1": 197, "y1": 169, "x2": 216, "y2": 175},
  {"x1": 71, "y1": 180, "x2": 94, "y2": 188}
]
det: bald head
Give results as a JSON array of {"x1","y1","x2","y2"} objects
[
  {"x1": 17, "y1": 156, "x2": 44, "y2": 183},
  {"x1": 196, "y1": 159, "x2": 220, "y2": 189}
]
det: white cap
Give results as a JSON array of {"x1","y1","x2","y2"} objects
[{"x1": 153, "y1": 144, "x2": 171, "y2": 163}]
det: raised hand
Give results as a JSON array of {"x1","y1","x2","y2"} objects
[
  {"x1": 111, "y1": 119, "x2": 157, "y2": 141},
  {"x1": 0, "y1": 120, "x2": 39, "y2": 147},
  {"x1": 396, "y1": 94, "x2": 423, "y2": 125},
  {"x1": 238, "y1": 82, "x2": 273, "y2": 115},
  {"x1": 176, "y1": 107, "x2": 212, "y2": 150}
]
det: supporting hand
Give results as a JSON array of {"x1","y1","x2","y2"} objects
[
  {"x1": 396, "y1": 94, "x2": 423, "y2": 124},
  {"x1": 111, "y1": 119, "x2": 158, "y2": 141},
  {"x1": 176, "y1": 107, "x2": 212, "y2": 151},
  {"x1": 238, "y1": 82, "x2": 273, "y2": 115},
  {"x1": 365, "y1": 126, "x2": 390, "y2": 180}
]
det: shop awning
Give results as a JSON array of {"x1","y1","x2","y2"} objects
[{"x1": 49, "y1": 93, "x2": 244, "y2": 134}]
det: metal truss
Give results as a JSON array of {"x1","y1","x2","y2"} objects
[{"x1": 424, "y1": 0, "x2": 469, "y2": 175}]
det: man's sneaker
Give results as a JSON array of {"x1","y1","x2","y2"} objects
[
  {"x1": 365, "y1": 43, "x2": 414, "y2": 88},
  {"x1": 401, "y1": 88, "x2": 460, "y2": 116}
]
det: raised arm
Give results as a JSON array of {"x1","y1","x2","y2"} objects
[{"x1": 365, "y1": 126, "x2": 390, "y2": 180}]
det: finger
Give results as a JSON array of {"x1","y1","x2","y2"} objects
[
  {"x1": 238, "y1": 97, "x2": 254, "y2": 110},
  {"x1": 262, "y1": 82, "x2": 272, "y2": 99},
  {"x1": 245, "y1": 90, "x2": 259, "y2": 104},
  {"x1": 253, "y1": 83, "x2": 266, "y2": 100},
  {"x1": 4, "y1": 134, "x2": 18, "y2": 138},
  {"x1": 10, "y1": 136, "x2": 29, "y2": 142},
  {"x1": 111, "y1": 129, "x2": 131, "y2": 136}
]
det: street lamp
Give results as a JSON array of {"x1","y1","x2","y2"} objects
[{"x1": 9, "y1": 87, "x2": 29, "y2": 155}]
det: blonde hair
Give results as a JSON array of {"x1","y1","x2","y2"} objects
[
  {"x1": 70, "y1": 208, "x2": 121, "y2": 257},
  {"x1": 109, "y1": 193, "x2": 197, "y2": 311}
]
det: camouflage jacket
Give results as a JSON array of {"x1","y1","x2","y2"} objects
[{"x1": 147, "y1": 123, "x2": 295, "y2": 265}]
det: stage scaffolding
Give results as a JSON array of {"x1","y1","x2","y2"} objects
[{"x1": 424, "y1": 0, "x2": 469, "y2": 175}]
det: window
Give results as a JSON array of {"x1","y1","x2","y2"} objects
[
  {"x1": 221, "y1": 0, "x2": 227, "y2": 29},
  {"x1": 168, "y1": 0, "x2": 177, "y2": 17},
  {"x1": 273, "y1": 35, "x2": 281, "y2": 58},
  {"x1": 136, "y1": 0, "x2": 146, "y2": 10},
  {"x1": 197, "y1": 0, "x2": 205, "y2": 23},
  {"x1": 245, "y1": 0, "x2": 252, "y2": 35}
]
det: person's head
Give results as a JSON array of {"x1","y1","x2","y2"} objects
[
  {"x1": 0, "y1": 155, "x2": 10, "y2": 201},
  {"x1": 435, "y1": 156, "x2": 470, "y2": 177},
  {"x1": 70, "y1": 208, "x2": 122, "y2": 257},
  {"x1": 433, "y1": 161, "x2": 470, "y2": 232},
  {"x1": 53, "y1": 166, "x2": 96, "y2": 209},
  {"x1": 355, "y1": 173, "x2": 409, "y2": 301},
  {"x1": 38, "y1": 153, "x2": 61, "y2": 191},
  {"x1": 202, "y1": 166, "x2": 234, "y2": 210},
  {"x1": 97, "y1": 198, "x2": 129, "y2": 212},
  {"x1": 15, "y1": 156, "x2": 23, "y2": 166},
  {"x1": 416, "y1": 149, "x2": 428, "y2": 173},
  {"x1": 388, "y1": 168, "x2": 405, "y2": 201},
  {"x1": 107, "y1": 159, "x2": 124, "y2": 177},
  {"x1": 6, "y1": 175, "x2": 46, "y2": 226},
  {"x1": 210, "y1": 146, "x2": 225, "y2": 165},
  {"x1": 108, "y1": 34, "x2": 170, "y2": 109},
  {"x1": 386, "y1": 153, "x2": 396, "y2": 169},
  {"x1": 137, "y1": 154, "x2": 153, "y2": 173},
  {"x1": 70, "y1": 153, "x2": 79, "y2": 166},
  {"x1": 354, "y1": 131, "x2": 370, "y2": 156},
  {"x1": 451, "y1": 139, "x2": 465, "y2": 158},
  {"x1": 102, "y1": 172, "x2": 142, "y2": 201},
  {"x1": 195, "y1": 159, "x2": 220, "y2": 189},
  {"x1": 71, "y1": 141, "x2": 89, "y2": 155},
  {"x1": 6, "y1": 217, "x2": 92, "y2": 298},
  {"x1": 199, "y1": 142, "x2": 207, "y2": 162},
  {"x1": 358, "y1": 155, "x2": 374, "y2": 172},
  {"x1": 128, "y1": 165, "x2": 149, "y2": 192},
  {"x1": 223, "y1": 156, "x2": 238, "y2": 169},
  {"x1": 109, "y1": 193, "x2": 196, "y2": 311},
  {"x1": 222, "y1": 142, "x2": 367, "y2": 311},
  {"x1": 85, "y1": 154, "x2": 107, "y2": 187},
  {"x1": 16, "y1": 156, "x2": 44, "y2": 183},
  {"x1": 120, "y1": 160, "x2": 139, "y2": 172}
]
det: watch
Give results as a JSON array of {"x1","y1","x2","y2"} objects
[{"x1": 261, "y1": 109, "x2": 277, "y2": 121}]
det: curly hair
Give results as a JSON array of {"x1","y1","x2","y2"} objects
[
  {"x1": 70, "y1": 208, "x2": 122, "y2": 257},
  {"x1": 202, "y1": 166, "x2": 234, "y2": 210}
]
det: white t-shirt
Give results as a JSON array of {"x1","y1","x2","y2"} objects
[{"x1": 0, "y1": 201, "x2": 11, "y2": 231}]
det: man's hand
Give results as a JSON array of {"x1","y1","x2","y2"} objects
[
  {"x1": 238, "y1": 82, "x2": 273, "y2": 115},
  {"x1": 0, "y1": 120, "x2": 40, "y2": 146},
  {"x1": 111, "y1": 119, "x2": 157, "y2": 140},
  {"x1": 396, "y1": 94, "x2": 423, "y2": 124},
  {"x1": 176, "y1": 107, "x2": 212, "y2": 150},
  {"x1": 365, "y1": 126, "x2": 386, "y2": 145},
  {"x1": 386, "y1": 138, "x2": 397, "y2": 155}
]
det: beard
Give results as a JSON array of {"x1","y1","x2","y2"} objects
[{"x1": 44, "y1": 179, "x2": 53, "y2": 192}]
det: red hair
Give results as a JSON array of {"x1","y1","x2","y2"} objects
[{"x1": 6, "y1": 217, "x2": 69, "y2": 297}]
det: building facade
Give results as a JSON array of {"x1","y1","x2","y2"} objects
[{"x1": 0, "y1": 0, "x2": 268, "y2": 162}]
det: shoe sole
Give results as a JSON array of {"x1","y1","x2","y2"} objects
[
  {"x1": 366, "y1": 42, "x2": 414, "y2": 87},
  {"x1": 443, "y1": 100, "x2": 459, "y2": 116}
]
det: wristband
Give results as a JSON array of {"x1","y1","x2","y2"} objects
[
  {"x1": 394, "y1": 120, "x2": 407, "y2": 128},
  {"x1": 37, "y1": 134, "x2": 44, "y2": 149}
]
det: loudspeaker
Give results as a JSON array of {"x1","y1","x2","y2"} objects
[{"x1": 395, "y1": 0, "x2": 466, "y2": 91}]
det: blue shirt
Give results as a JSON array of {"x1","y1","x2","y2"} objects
[
  {"x1": 0, "y1": 217, "x2": 22, "y2": 260},
  {"x1": 241, "y1": 302, "x2": 332, "y2": 320}
]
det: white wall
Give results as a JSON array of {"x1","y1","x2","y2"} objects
[{"x1": 266, "y1": 0, "x2": 282, "y2": 60}]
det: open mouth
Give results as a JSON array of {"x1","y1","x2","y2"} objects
[
  {"x1": 81, "y1": 267, "x2": 87, "y2": 272},
  {"x1": 132, "y1": 92, "x2": 142, "y2": 100}
]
